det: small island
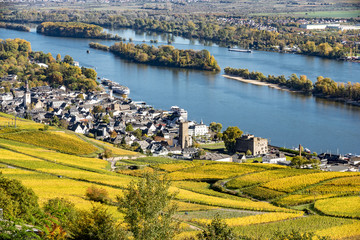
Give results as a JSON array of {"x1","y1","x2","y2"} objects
[
  {"x1": 0, "y1": 22, "x2": 30, "y2": 32},
  {"x1": 224, "y1": 67, "x2": 360, "y2": 106},
  {"x1": 36, "y1": 22, "x2": 121, "y2": 40},
  {"x1": 90, "y1": 42, "x2": 221, "y2": 72}
]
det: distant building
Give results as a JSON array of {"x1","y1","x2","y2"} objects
[
  {"x1": 235, "y1": 134, "x2": 268, "y2": 155},
  {"x1": 300, "y1": 24, "x2": 327, "y2": 30},
  {"x1": 188, "y1": 121, "x2": 209, "y2": 136},
  {"x1": 179, "y1": 121, "x2": 190, "y2": 149},
  {"x1": 262, "y1": 153, "x2": 287, "y2": 164}
]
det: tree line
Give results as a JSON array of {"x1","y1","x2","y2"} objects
[
  {"x1": 36, "y1": 22, "x2": 122, "y2": 40},
  {"x1": 0, "y1": 39, "x2": 99, "y2": 92},
  {"x1": 90, "y1": 41, "x2": 221, "y2": 71},
  {"x1": 224, "y1": 67, "x2": 360, "y2": 102},
  {"x1": 0, "y1": 21, "x2": 30, "y2": 32},
  {"x1": 1, "y1": 10, "x2": 357, "y2": 60}
]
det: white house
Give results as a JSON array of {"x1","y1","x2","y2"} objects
[{"x1": 262, "y1": 153, "x2": 287, "y2": 164}]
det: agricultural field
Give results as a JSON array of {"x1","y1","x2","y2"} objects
[
  {"x1": 314, "y1": 196, "x2": 360, "y2": 219},
  {"x1": 167, "y1": 162, "x2": 284, "y2": 181},
  {"x1": 1, "y1": 130, "x2": 98, "y2": 155},
  {"x1": 261, "y1": 172, "x2": 359, "y2": 193},
  {"x1": 226, "y1": 168, "x2": 316, "y2": 189},
  {"x1": 192, "y1": 212, "x2": 303, "y2": 227},
  {"x1": 1, "y1": 114, "x2": 360, "y2": 239},
  {"x1": 234, "y1": 215, "x2": 360, "y2": 239},
  {"x1": 0, "y1": 112, "x2": 46, "y2": 130}
]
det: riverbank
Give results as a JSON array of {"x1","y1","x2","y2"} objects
[
  {"x1": 222, "y1": 75, "x2": 297, "y2": 92},
  {"x1": 223, "y1": 74, "x2": 360, "y2": 108}
]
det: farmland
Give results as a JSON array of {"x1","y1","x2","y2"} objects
[{"x1": 0, "y1": 113, "x2": 359, "y2": 239}]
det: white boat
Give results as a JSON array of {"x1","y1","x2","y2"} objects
[
  {"x1": 228, "y1": 48, "x2": 252, "y2": 53},
  {"x1": 101, "y1": 78, "x2": 130, "y2": 95},
  {"x1": 112, "y1": 86, "x2": 130, "y2": 95}
]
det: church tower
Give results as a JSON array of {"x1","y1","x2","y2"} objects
[
  {"x1": 24, "y1": 80, "x2": 31, "y2": 107},
  {"x1": 179, "y1": 122, "x2": 190, "y2": 149}
]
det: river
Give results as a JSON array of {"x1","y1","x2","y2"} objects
[{"x1": 1, "y1": 27, "x2": 359, "y2": 154}]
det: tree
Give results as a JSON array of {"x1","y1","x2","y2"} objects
[
  {"x1": 222, "y1": 126, "x2": 243, "y2": 154},
  {"x1": 197, "y1": 214, "x2": 236, "y2": 240},
  {"x1": 291, "y1": 156, "x2": 319, "y2": 169},
  {"x1": 63, "y1": 55, "x2": 74, "y2": 65},
  {"x1": 56, "y1": 54, "x2": 61, "y2": 62},
  {"x1": 125, "y1": 123, "x2": 134, "y2": 132},
  {"x1": 209, "y1": 122, "x2": 222, "y2": 133},
  {"x1": 117, "y1": 172, "x2": 179, "y2": 240},
  {"x1": 102, "y1": 148, "x2": 113, "y2": 160},
  {"x1": 81, "y1": 67, "x2": 97, "y2": 80},
  {"x1": 85, "y1": 186, "x2": 110, "y2": 204},
  {"x1": 43, "y1": 198, "x2": 77, "y2": 230},
  {"x1": 0, "y1": 176, "x2": 42, "y2": 224},
  {"x1": 110, "y1": 130, "x2": 117, "y2": 138},
  {"x1": 68, "y1": 205, "x2": 126, "y2": 240},
  {"x1": 0, "y1": 220, "x2": 41, "y2": 240},
  {"x1": 246, "y1": 149, "x2": 252, "y2": 156},
  {"x1": 133, "y1": 128, "x2": 143, "y2": 139}
]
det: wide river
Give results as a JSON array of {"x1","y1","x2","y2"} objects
[{"x1": 1, "y1": 27, "x2": 360, "y2": 154}]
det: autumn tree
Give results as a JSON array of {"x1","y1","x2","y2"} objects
[
  {"x1": 117, "y1": 172, "x2": 179, "y2": 240},
  {"x1": 69, "y1": 205, "x2": 126, "y2": 240},
  {"x1": 223, "y1": 126, "x2": 243, "y2": 153},
  {"x1": 198, "y1": 214, "x2": 236, "y2": 240}
]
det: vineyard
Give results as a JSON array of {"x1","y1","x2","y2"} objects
[{"x1": 0, "y1": 113, "x2": 359, "y2": 239}]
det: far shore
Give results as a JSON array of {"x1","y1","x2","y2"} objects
[
  {"x1": 223, "y1": 74, "x2": 360, "y2": 107},
  {"x1": 222, "y1": 74, "x2": 297, "y2": 92}
]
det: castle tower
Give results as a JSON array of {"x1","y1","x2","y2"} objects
[
  {"x1": 23, "y1": 80, "x2": 31, "y2": 107},
  {"x1": 179, "y1": 122, "x2": 190, "y2": 149}
]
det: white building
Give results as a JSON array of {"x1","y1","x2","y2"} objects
[
  {"x1": 188, "y1": 121, "x2": 209, "y2": 136},
  {"x1": 0, "y1": 93, "x2": 13, "y2": 101},
  {"x1": 262, "y1": 153, "x2": 287, "y2": 164},
  {"x1": 171, "y1": 106, "x2": 188, "y2": 122}
]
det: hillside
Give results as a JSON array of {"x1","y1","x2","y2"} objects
[{"x1": 0, "y1": 112, "x2": 359, "y2": 239}]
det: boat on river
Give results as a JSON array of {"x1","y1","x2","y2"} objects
[
  {"x1": 228, "y1": 48, "x2": 252, "y2": 53},
  {"x1": 101, "y1": 78, "x2": 130, "y2": 95}
]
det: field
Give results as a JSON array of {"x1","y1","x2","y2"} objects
[
  {"x1": 1, "y1": 113, "x2": 360, "y2": 239},
  {"x1": 1, "y1": 130, "x2": 98, "y2": 155},
  {"x1": 314, "y1": 196, "x2": 360, "y2": 219}
]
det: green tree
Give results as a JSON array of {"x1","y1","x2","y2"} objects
[
  {"x1": 0, "y1": 220, "x2": 41, "y2": 240},
  {"x1": 63, "y1": 55, "x2": 74, "y2": 65},
  {"x1": 43, "y1": 197, "x2": 77, "y2": 230},
  {"x1": 209, "y1": 122, "x2": 222, "y2": 133},
  {"x1": 117, "y1": 172, "x2": 179, "y2": 240},
  {"x1": 0, "y1": 176, "x2": 41, "y2": 224},
  {"x1": 102, "y1": 148, "x2": 113, "y2": 160},
  {"x1": 81, "y1": 67, "x2": 97, "y2": 80},
  {"x1": 197, "y1": 214, "x2": 236, "y2": 240},
  {"x1": 125, "y1": 123, "x2": 134, "y2": 132},
  {"x1": 68, "y1": 205, "x2": 126, "y2": 240},
  {"x1": 223, "y1": 126, "x2": 243, "y2": 153},
  {"x1": 133, "y1": 128, "x2": 143, "y2": 139}
]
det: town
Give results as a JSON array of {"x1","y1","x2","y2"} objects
[{"x1": 1, "y1": 72, "x2": 359, "y2": 172}]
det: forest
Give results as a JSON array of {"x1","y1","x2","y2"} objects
[
  {"x1": 1, "y1": 10, "x2": 358, "y2": 60},
  {"x1": 0, "y1": 39, "x2": 99, "y2": 92},
  {"x1": 90, "y1": 42, "x2": 221, "y2": 72},
  {"x1": 36, "y1": 22, "x2": 122, "y2": 40},
  {"x1": 224, "y1": 67, "x2": 360, "y2": 102}
]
